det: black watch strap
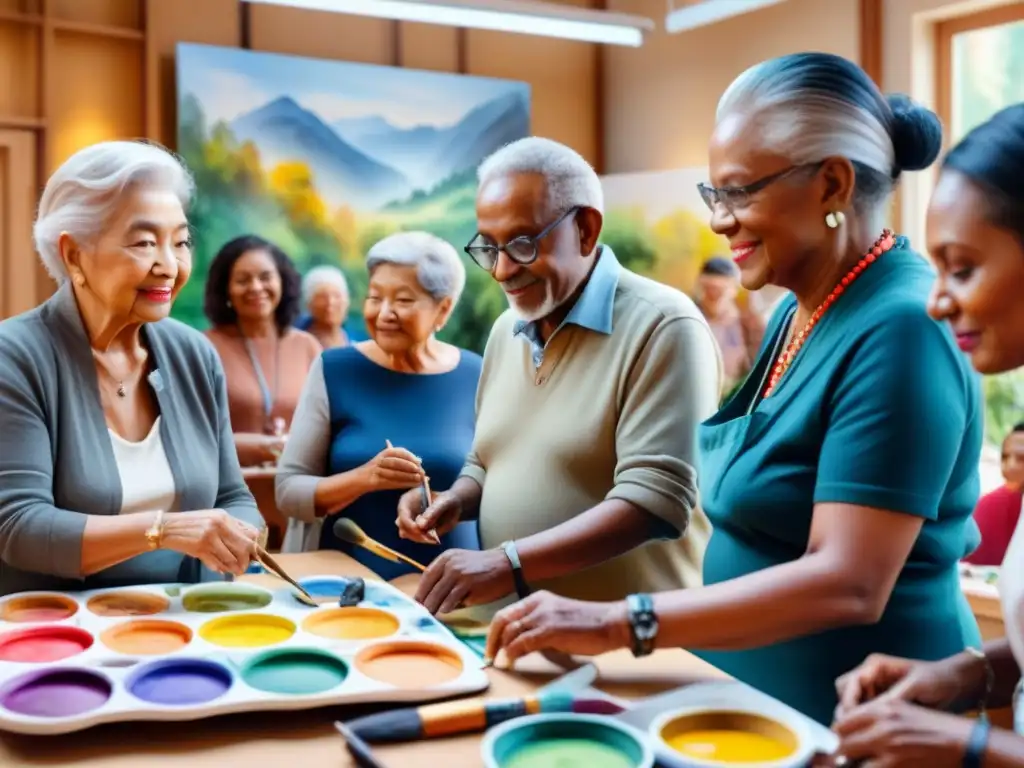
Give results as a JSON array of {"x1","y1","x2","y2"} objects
[
  {"x1": 501, "y1": 541, "x2": 530, "y2": 599},
  {"x1": 963, "y1": 719, "x2": 990, "y2": 768},
  {"x1": 626, "y1": 593, "x2": 658, "y2": 657}
]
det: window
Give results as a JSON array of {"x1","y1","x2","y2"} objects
[{"x1": 936, "y1": 3, "x2": 1024, "y2": 460}]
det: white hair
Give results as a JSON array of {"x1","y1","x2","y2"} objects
[
  {"x1": 302, "y1": 265, "x2": 349, "y2": 305},
  {"x1": 714, "y1": 53, "x2": 940, "y2": 213},
  {"x1": 365, "y1": 231, "x2": 466, "y2": 306},
  {"x1": 477, "y1": 136, "x2": 604, "y2": 215},
  {"x1": 33, "y1": 140, "x2": 194, "y2": 284}
]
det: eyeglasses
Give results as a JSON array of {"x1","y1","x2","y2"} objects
[
  {"x1": 464, "y1": 206, "x2": 580, "y2": 271},
  {"x1": 697, "y1": 162, "x2": 823, "y2": 212}
]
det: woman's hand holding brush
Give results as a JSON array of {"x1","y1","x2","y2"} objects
[{"x1": 360, "y1": 441, "x2": 424, "y2": 492}]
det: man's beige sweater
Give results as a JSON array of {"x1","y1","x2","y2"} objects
[{"x1": 461, "y1": 267, "x2": 722, "y2": 601}]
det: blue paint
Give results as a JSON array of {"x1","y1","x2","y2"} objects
[{"x1": 483, "y1": 715, "x2": 653, "y2": 768}]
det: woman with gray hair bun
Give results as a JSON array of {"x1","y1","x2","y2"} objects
[
  {"x1": 482, "y1": 53, "x2": 983, "y2": 727},
  {"x1": 0, "y1": 140, "x2": 263, "y2": 596},
  {"x1": 276, "y1": 231, "x2": 482, "y2": 574}
]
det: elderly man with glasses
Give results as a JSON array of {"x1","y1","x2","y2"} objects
[{"x1": 396, "y1": 136, "x2": 722, "y2": 617}]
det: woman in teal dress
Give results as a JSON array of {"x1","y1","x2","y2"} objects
[{"x1": 480, "y1": 53, "x2": 983, "y2": 727}]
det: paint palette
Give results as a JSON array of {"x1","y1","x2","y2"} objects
[{"x1": 0, "y1": 577, "x2": 488, "y2": 735}]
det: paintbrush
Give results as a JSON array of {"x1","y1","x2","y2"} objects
[
  {"x1": 335, "y1": 721, "x2": 389, "y2": 768},
  {"x1": 386, "y1": 440, "x2": 440, "y2": 545},
  {"x1": 253, "y1": 546, "x2": 317, "y2": 607},
  {"x1": 345, "y1": 693, "x2": 623, "y2": 743},
  {"x1": 333, "y1": 518, "x2": 428, "y2": 572}
]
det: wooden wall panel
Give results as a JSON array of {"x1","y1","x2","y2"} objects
[
  {"x1": 0, "y1": 21, "x2": 40, "y2": 119},
  {"x1": 50, "y1": 30, "x2": 143, "y2": 169},
  {"x1": 0, "y1": 130, "x2": 42, "y2": 318},
  {"x1": 398, "y1": 23, "x2": 460, "y2": 72},
  {"x1": 50, "y1": 0, "x2": 140, "y2": 28},
  {"x1": 249, "y1": 4, "x2": 393, "y2": 64}
]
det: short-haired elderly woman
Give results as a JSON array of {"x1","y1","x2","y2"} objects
[
  {"x1": 482, "y1": 53, "x2": 983, "y2": 726},
  {"x1": 0, "y1": 140, "x2": 263, "y2": 596},
  {"x1": 833, "y1": 104, "x2": 1024, "y2": 768},
  {"x1": 296, "y1": 265, "x2": 352, "y2": 349},
  {"x1": 203, "y1": 235, "x2": 321, "y2": 468},
  {"x1": 276, "y1": 231, "x2": 482, "y2": 576}
]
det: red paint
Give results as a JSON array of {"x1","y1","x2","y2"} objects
[{"x1": 0, "y1": 626, "x2": 94, "y2": 663}]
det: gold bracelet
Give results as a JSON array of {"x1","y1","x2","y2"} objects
[
  {"x1": 144, "y1": 510, "x2": 165, "y2": 551},
  {"x1": 964, "y1": 646, "x2": 994, "y2": 717}
]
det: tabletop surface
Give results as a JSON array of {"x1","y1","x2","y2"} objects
[{"x1": 0, "y1": 551, "x2": 724, "y2": 767}]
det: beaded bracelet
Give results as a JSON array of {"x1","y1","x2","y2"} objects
[{"x1": 964, "y1": 646, "x2": 995, "y2": 718}]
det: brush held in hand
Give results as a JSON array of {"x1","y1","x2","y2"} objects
[{"x1": 332, "y1": 517, "x2": 428, "y2": 572}]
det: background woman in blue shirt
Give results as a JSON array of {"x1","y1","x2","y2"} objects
[
  {"x1": 275, "y1": 231, "x2": 481, "y2": 576},
  {"x1": 481, "y1": 53, "x2": 983, "y2": 727}
]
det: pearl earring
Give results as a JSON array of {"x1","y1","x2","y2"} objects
[
  {"x1": 825, "y1": 211, "x2": 846, "y2": 229},
  {"x1": 73, "y1": 273, "x2": 85, "y2": 287}
]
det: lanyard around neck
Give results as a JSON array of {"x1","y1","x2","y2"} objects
[{"x1": 241, "y1": 332, "x2": 279, "y2": 423}]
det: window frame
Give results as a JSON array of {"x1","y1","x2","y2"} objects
[{"x1": 934, "y1": 2, "x2": 1024, "y2": 151}]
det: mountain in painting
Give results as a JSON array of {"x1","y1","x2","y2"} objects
[
  {"x1": 232, "y1": 96, "x2": 411, "y2": 210},
  {"x1": 332, "y1": 90, "x2": 530, "y2": 193}
]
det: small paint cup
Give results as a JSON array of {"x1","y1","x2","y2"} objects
[
  {"x1": 650, "y1": 706, "x2": 813, "y2": 768},
  {"x1": 482, "y1": 713, "x2": 654, "y2": 768}
]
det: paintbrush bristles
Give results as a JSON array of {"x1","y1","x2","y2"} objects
[{"x1": 334, "y1": 517, "x2": 368, "y2": 546}]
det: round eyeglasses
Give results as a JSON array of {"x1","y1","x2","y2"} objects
[{"x1": 464, "y1": 207, "x2": 580, "y2": 271}]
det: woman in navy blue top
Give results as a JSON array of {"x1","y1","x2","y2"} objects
[{"x1": 275, "y1": 232, "x2": 482, "y2": 578}]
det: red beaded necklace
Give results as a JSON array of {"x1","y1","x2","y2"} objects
[{"x1": 763, "y1": 229, "x2": 896, "y2": 398}]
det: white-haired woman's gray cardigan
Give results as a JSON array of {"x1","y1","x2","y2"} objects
[{"x1": 0, "y1": 284, "x2": 262, "y2": 596}]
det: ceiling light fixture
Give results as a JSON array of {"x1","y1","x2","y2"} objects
[
  {"x1": 665, "y1": 0, "x2": 787, "y2": 34},
  {"x1": 247, "y1": 0, "x2": 655, "y2": 47}
]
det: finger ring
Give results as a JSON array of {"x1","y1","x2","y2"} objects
[{"x1": 511, "y1": 619, "x2": 524, "y2": 634}]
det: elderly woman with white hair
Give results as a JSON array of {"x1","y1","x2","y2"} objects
[
  {"x1": 297, "y1": 265, "x2": 353, "y2": 349},
  {"x1": 481, "y1": 53, "x2": 984, "y2": 727},
  {"x1": 0, "y1": 140, "x2": 263, "y2": 596},
  {"x1": 275, "y1": 231, "x2": 482, "y2": 574}
]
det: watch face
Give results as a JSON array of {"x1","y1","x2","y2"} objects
[{"x1": 635, "y1": 620, "x2": 658, "y2": 641}]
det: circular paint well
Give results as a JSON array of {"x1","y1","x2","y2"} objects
[
  {"x1": 302, "y1": 607, "x2": 399, "y2": 641},
  {"x1": 87, "y1": 591, "x2": 169, "y2": 617},
  {"x1": 0, "y1": 594, "x2": 78, "y2": 623},
  {"x1": 485, "y1": 715, "x2": 652, "y2": 768},
  {"x1": 181, "y1": 583, "x2": 273, "y2": 613},
  {"x1": 355, "y1": 640, "x2": 463, "y2": 688},
  {"x1": 241, "y1": 648, "x2": 349, "y2": 695},
  {"x1": 127, "y1": 659, "x2": 233, "y2": 706},
  {"x1": 101, "y1": 620, "x2": 192, "y2": 655},
  {"x1": 657, "y1": 710, "x2": 800, "y2": 765},
  {"x1": 199, "y1": 613, "x2": 296, "y2": 648},
  {"x1": 0, "y1": 626, "x2": 94, "y2": 663},
  {"x1": 0, "y1": 669, "x2": 112, "y2": 718}
]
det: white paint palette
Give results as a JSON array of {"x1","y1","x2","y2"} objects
[{"x1": 0, "y1": 576, "x2": 488, "y2": 735}]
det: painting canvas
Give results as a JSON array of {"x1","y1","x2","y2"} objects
[{"x1": 175, "y1": 43, "x2": 530, "y2": 353}]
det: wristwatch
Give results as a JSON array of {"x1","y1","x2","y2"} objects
[
  {"x1": 500, "y1": 541, "x2": 531, "y2": 599},
  {"x1": 144, "y1": 510, "x2": 165, "y2": 551},
  {"x1": 626, "y1": 593, "x2": 658, "y2": 657},
  {"x1": 962, "y1": 718, "x2": 990, "y2": 768}
]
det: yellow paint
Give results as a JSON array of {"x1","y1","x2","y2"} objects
[
  {"x1": 199, "y1": 613, "x2": 296, "y2": 648},
  {"x1": 665, "y1": 730, "x2": 794, "y2": 764},
  {"x1": 302, "y1": 607, "x2": 399, "y2": 640}
]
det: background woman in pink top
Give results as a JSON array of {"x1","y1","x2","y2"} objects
[{"x1": 964, "y1": 423, "x2": 1024, "y2": 566}]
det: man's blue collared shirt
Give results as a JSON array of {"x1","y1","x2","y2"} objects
[{"x1": 512, "y1": 247, "x2": 620, "y2": 368}]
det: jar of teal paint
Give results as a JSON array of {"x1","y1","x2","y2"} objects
[{"x1": 482, "y1": 713, "x2": 654, "y2": 768}]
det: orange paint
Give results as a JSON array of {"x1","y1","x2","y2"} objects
[
  {"x1": 302, "y1": 607, "x2": 399, "y2": 641},
  {"x1": 0, "y1": 594, "x2": 78, "y2": 623},
  {"x1": 101, "y1": 620, "x2": 192, "y2": 655},
  {"x1": 87, "y1": 591, "x2": 169, "y2": 617},
  {"x1": 355, "y1": 641, "x2": 463, "y2": 689}
]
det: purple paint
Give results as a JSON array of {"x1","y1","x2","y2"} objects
[
  {"x1": 128, "y1": 659, "x2": 232, "y2": 706},
  {"x1": 1, "y1": 669, "x2": 111, "y2": 718}
]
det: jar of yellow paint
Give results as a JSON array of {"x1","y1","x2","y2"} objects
[{"x1": 650, "y1": 707, "x2": 814, "y2": 768}]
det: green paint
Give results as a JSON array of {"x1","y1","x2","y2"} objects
[
  {"x1": 164, "y1": 586, "x2": 181, "y2": 597},
  {"x1": 182, "y1": 588, "x2": 271, "y2": 613},
  {"x1": 503, "y1": 740, "x2": 636, "y2": 768},
  {"x1": 242, "y1": 650, "x2": 348, "y2": 695}
]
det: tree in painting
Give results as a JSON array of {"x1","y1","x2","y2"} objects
[{"x1": 176, "y1": 43, "x2": 530, "y2": 353}]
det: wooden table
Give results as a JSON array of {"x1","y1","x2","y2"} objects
[{"x1": 0, "y1": 552, "x2": 724, "y2": 767}]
